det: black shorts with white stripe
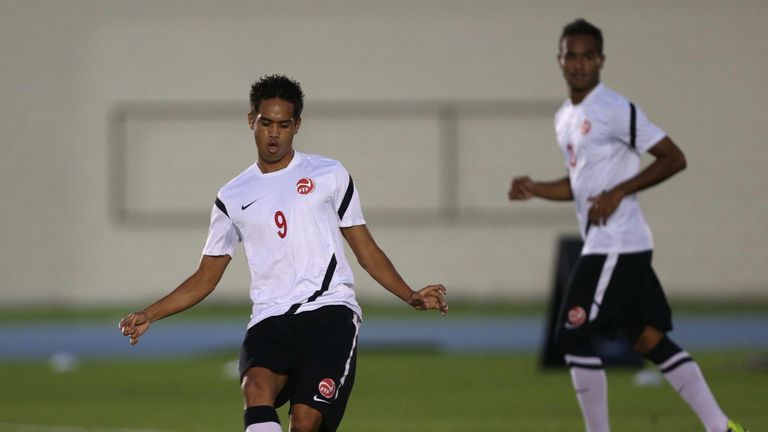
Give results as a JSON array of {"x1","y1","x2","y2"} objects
[
  {"x1": 239, "y1": 305, "x2": 360, "y2": 432},
  {"x1": 556, "y1": 251, "x2": 673, "y2": 346}
]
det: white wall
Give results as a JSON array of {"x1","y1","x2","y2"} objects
[{"x1": 1, "y1": 1, "x2": 766, "y2": 307}]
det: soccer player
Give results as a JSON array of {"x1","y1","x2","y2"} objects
[
  {"x1": 119, "y1": 74, "x2": 448, "y2": 432},
  {"x1": 508, "y1": 19, "x2": 747, "y2": 432}
]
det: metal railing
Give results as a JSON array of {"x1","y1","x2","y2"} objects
[{"x1": 108, "y1": 98, "x2": 571, "y2": 229}]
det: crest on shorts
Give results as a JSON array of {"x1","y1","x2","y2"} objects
[
  {"x1": 581, "y1": 119, "x2": 592, "y2": 135},
  {"x1": 296, "y1": 177, "x2": 315, "y2": 195},
  {"x1": 318, "y1": 378, "x2": 336, "y2": 399},
  {"x1": 567, "y1": 306, "x2": 587, "y2": 328}
]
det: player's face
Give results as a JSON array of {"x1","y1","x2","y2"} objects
[
  {"x1": 558, "y1": 34, "x2": 604, "y2": 99},
  {"x1": 248, "y1": 98, "x2": 301, "y2": 173}
]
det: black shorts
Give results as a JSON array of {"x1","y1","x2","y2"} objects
[
  {"x1": 557, "y1": 251, "x2": 673, "y2": 344},
  {"x1": 239, "y1": 305, "x2": 360, "y2": 432}
]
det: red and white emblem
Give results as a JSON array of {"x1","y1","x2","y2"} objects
[
  {"x1": 581, "y1": 119, "x2": 591, "y2": 135},
  {"x1": 567, "y1": 306, "x2": 587, "y2": 328},
  {"x1": 318, "y1": 378, "x2": 336, "y2": 398},
  {"x1": 296, "y1": 178, "x2": 315, "y2": 195}
]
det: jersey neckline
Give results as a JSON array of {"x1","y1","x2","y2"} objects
[{"x1": 253, "y1": 151, "x2": 304, "y2": 177}]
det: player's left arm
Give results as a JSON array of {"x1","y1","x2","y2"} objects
[
  {"x1": 588, "y1": 136, "x2": 687, "y2": 225},
  {"x1": 341, "y1": 224, "x2": 447, "y2": 315}
]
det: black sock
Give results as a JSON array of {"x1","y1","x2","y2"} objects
[{"x1": 244, "y1": 405, "x2": 280, "y2": 428}]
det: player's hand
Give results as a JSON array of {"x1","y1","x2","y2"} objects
[
  {"x1": 587, "y1": 189, "x2": 623, "y2": 225},
  {"x1": 118, "y1": 311, "x2": 152, "y2": 345},
  {"x1": 508, "y1": 176, "x2": 536, "y2": 200},
  {"x1": 409, "y1": 284, "x2": 448, "y2": 315}
]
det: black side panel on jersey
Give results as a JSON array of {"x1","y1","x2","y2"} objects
[
  {"x1": 337, "y1": 175, "x2": 355, "y2": 219},
  {"x1": 629, "y1": 102, "x2": 637, "y2": 149},
  {"x1": 284, "y1": 254, "x2": 338, "y2": 315},
  {"x1": 215, "y1": 197, "x2": 230, "y2": 218}
]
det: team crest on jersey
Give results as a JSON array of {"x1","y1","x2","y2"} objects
[
  {"x1": 581, "y1": 119, "x2": 592, "y2": 135},
  {"x1": 567, "y1": 306, "x2": 586, "y2": 328},
  {"x1": 318, "y1": 378, "x2": 336, "y2": 398},
  {"x1": 296, "y1": 177, "x2": 315, "y2": 195}
]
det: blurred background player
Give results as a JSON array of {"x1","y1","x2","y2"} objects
[
  {"x1": 507, "y1": 19, "x2": 747, "y2": 432},
  {"x1": 119, "y1": 74, "x2": 448, "y2": 432}
]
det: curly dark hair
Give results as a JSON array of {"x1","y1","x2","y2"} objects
[
  {"x1": 560, "y1": 18, "x2": 604, "y2": 55},
  {"x1": 249, "y1": 74, "x2": 305, "y2": 119}
]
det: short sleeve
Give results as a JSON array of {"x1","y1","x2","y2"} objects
[
  {"x1": 201, "y1": 196, "x2": 241, "y2": 257},
  {"x1": 611, "y1": 101, "x2": 667, "y2": 154},
  {"x1": 333, "y1": 164, "x2": 366, "y2": 228}
]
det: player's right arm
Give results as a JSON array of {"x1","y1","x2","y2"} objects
[
  {"x1": 118, "y1": 254, "x2": 231, "y2": 345},
  {"x1": 508, "y1": 175, "x2": 573, "y2": 201}
]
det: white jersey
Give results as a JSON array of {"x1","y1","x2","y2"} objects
[
  {"x1": 202, "y1": 151, "x2": 365, "y2": 329},
  {"x1": 555, "y1": 84, "x2": 667, "y2": 254}
]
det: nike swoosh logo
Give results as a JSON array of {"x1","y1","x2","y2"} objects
[
  {"x1": 312, "y1": 396, "x2": 332, "y2": 404},
  {"x1": 241, "y1": 199, "x2": 258, "y2": 210}
]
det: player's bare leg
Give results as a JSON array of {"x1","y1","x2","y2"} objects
[
  {"x1": 242, "y1": 367, "x2": 288, "y2": 432},
  {"x1": 289, "y1": 404, "x2": 323, "y2": 432},
  {"x1": 242, "y1": 366, "x2": 287, "y2": 406},
  {"x1": 631, "y1": 325, "x2": 664, "y2": 354}
]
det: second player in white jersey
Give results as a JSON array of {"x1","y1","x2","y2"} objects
[
  {"x1": 203, "y1": 151, "x2": 364, "y2": 328},
  {"x1": 508, "y1": 19, "x2": 746, "y2": 432},
  {"x1": 555, "y1": 83, "x2": 666, "y2": 254}
]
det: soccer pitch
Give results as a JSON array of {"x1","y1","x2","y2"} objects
[{"x1": 0, "y1": 350, "x2": 764, "y2": 431}]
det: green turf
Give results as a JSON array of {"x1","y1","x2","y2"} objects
[{"x1": 0, "y1": 350, "x2": 764, "y2": 431}]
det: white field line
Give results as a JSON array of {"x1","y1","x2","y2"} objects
[{"x1": 0, "y1": 424, "x2": 174, "y2": 432}]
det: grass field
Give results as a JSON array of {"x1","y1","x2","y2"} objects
[{"x1": 0, "y1": 349, "x2": 764, "y2": 431}]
